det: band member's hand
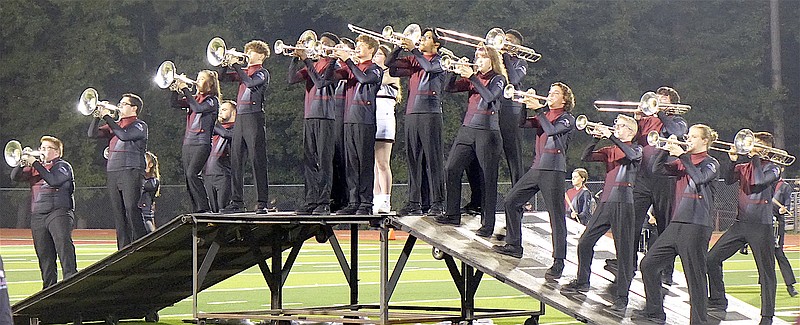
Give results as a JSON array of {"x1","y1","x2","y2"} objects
[
  {"x1": 296, "y1": 48, "x2": 307, "y2": 60},
  {"x1": 599, "y1": 126, "x2": 613, "y2": 139},
  {"x1": 523, "y1": 90, "x2": 545, "y2": 110},
  {"x1": 780, "y1": 206, "x2": 789, "y2": 214},
  {"x1": 333, "y1": 48, "x2": 350, "y2": 61},
  {"x1": 633, "y1": 111, "x2": 643, "y2": 121},
  {"x1": 400, "y1": 38, "x2": 415, "y2": 51},
  {"x1": 727, "y1": 147, "x2": 738, "y2": 162},
  {"x1": 648, "y1": 214, "x2": 657, "y2": 225},
  {"x1": 666, "y1": 135, "x2": 685, "y2": 156},
  {"x1": 456, "y1": 65, "x2": 472, "y2": 78},
  {"x1": 22, "y1": 154, "x2": 37, "y2": 166}
]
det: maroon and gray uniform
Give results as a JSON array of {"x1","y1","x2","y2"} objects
[
  {"x1": 443, "y1": 70, "x2": 506, "y2": 230},
  {"x1": 708, "y1": 157, "x2": 780, "y2": 318},
  {"x1": 641, "y1": 151, "x2": 719, "y2": 324},
  {"x1": 89, "y1": 115, "x2": 148, "y2": 249},
  {"x1": 575, "y1": 137, "x2": 641, "y2": 300},
  {"x1": 172, "y1": 90, "x2": 219, "y2": 212},
  {"x1": 387, "y1": 48, "x2": 447, "y2": 210},
  {"x1": 11, "y1": 158, "x2": 77, "y2": 288},
  {"x1": 772, "y1": 180, "x2": 797, "y2": 288},
  {"x1": 503, "y1": 107, "x2": 575, "y2": 257},
  {"x1": 204, "y1": 121, "x2": 234, "y2": 212}
]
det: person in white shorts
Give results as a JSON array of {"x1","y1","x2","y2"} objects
[{"x1": 373, "y1": 45, "x2": 401, "y2": 214}]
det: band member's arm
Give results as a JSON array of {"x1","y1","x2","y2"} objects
[
  {"x1": 658, "y1": 112, "x2": 688, "y2": 137},
  {"x1": 386, "y1": 47, "x2": 413, "y2": 77},
  {"x1": 581, "y1": 138, "x2": 605, "y2": 162},
  {"x1": 231, "y1": 63, "x2": 269, "y2": 88},
  {"x1": 444, "y1": 73, "x2": 471, "y2": 93},
  {"x1": 535, "y1": 110, "x2": 575, "y2": 136},
  {"x1": 287, "y1": 58, "x2": 308, "y2": 84},
  {"x1": 608, "y1": 135, "x2": 643, "y2": 161},
  {"x1": 217, "y1": 65, "x2": 240, "y2": 82},
  {"x1": 679, "y1": 153, "x2": 719, "y2": 186},
  {"x1": 88, "y1": 117, "x2": 111, "y2": 138},
  {"x1": 104, "y1": 116, "x2": 147, "y2": 141},
  {"x1": 467, "y1": 74, "x2": 506, "y2": 104},
  {"x1": 722, "y1": 158, "x2": 744, "y2": 185},
  {"x1": 409, "y1": 48, "x2": 444, "y2": 73},
  {"x1": 179, "y1": 88, "x2": 218, "y2": 114},
  {"x1": 344, "y1": 59, "x2": 382, "y2": 84},
  {"x1": 751, "y1": 158, "x2": 780, "y2": 187},
  {"x1": 10, "y1": 166, "x2": 32, "y2": 182},
  {"x1": 170, "y1": 89, "x2": 189, "y2": 109},
  {"x1": 213, "y1": 122, "x2": 233, "y2": 139},
  {"x1": 303, "y1": 58, "x2": 338, "y2": 88},
  {"x1": 652, "y1": 149, "x2": 676, "y2": 176},
  {"x1": 31, "y1": 161, "x2": 72, "y2": 188},
  {"x1": 502, "y1": 53, "x2": 527, "y2": 86}
]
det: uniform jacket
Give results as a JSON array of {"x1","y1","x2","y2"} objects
[
  {"x1": 333, "y1": 58, "x2": 383, "y2": 124},
  {"x1": 653, "y1": 150, "x2": 720, "y2": 227},
  {"x1": 723, "y1": 157, "x2": 781, "y2": 224},
  {"x1": 171, "y1": 89, "x2": 219, "y2": 146},
  {"x1": 386, "y1": 48, "x2": 446, "y2": 115},
  {"x1": 582, "y1": 136, "x2": 642, "y2": 203},
  {"x1": 11, "y1": 158, "x2": 74, "y2": 214},
  {"x1": 445, "y1": 71, "x2": 507, "y2": 131},
  {"x1": 88, "y1": 116, "x2": 148, "y2": 171},
  {"x1": 220, "y1": 63, "x2": 269, "y2": 115},
  {"x1": 288, "y1": 57, "x2": 337, "y2": 119},
  {"x1": 521, "y1": 107, "x2": 575, "y2": 171}
]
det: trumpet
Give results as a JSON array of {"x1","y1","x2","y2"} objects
[
  {"x1": 646, "y1": 131, "x2": 690, "y2": 150},
  {"x1": 503, "y1": 85, "x2": 549, "y2": 105},
  {"x1": 710, "y1": 129, "x2": 795, "y2": 166},
  {"x1": 4, "y1": 140, "x2": 44, "y2": 167},
  {"x1": 274, "y1": 30, "x2": 319, "y2": 58},
  {"x1": 575, "y1": 115, "x2": 614, "y2": 135},
  {"x1": 77, "y1": 88, "x2": 120, "y2": 121},
  {"x1": 440, "y1": 55, "x2": 479, "y2": 72},
  {"x1": 435, "y1": 27, "x2": 542, "y2": 63},
  {"x1": 594, "y1": 91, "x2": 691, "y2": 116},
  {"x1": 314, "y1": 43, "x2": 359, "y2": 59},
  {"x1": 347, "y1": 23, "x2": 421, "y2": 47},
  {"x1": 154, "y1": 60, "x2": 197, "y2": 93},
  {"x1": 206, "y1": 37, "x2": 248, "y2": 67}
]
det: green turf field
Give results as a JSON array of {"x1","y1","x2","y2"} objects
[{"x1": 2, "y1": 237, "x2": 799, "y2": 324}]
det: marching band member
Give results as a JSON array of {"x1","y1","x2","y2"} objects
[
  {"x1": 0, "y1": 256, "x2": 11, "y2": 323},
  {"x1": 707, "y1": 132, "x2": 780, "y2": 325},
  {"x1": 493, "y1": 82, "x2": 576, "y2": 279},
  {"x1": 204, "y1": 100, "x2": 236, "y2": 213},
  {"x1": 331, "y1": 34, "x2": 383, "y2": 214},
  {"x1": 140, "y1": 151, "x2": 160, "y2": 233},
  {"x1": 633, "y1": 86, "x2": 688, "y2": 286},
  {"x1": 218, "y1": 40, "x2": 271, "y2": 214},
  {"x1": 170, "y1": 70, "x2": 221, "y2": 213},
  {"x1": 560, "y1": 115, "x2": 641, "y2": 315},
  {"x1": 565, "y1": 168, "x2": 593, "y2": 225},
  {"x1": 372, "y1": 45, "x2": 402, "y2": 214},
  {"x1": 330, "y1": 37, "x2": 355, "y2": 212},
  {"x1": 438, "y1": 45, "x2": 507, "y2": 237},
  {"x1": 88, "y1": 93, "x2": 148, "y2": 249},
  {"x1": 386, "y1": 27, "x2": 447, "y2": 217},
  {"x1": 771, "y1": 173, "x2": 797, "y2": 297},
  {"x1": 635, "y1": 124, "x2": 720, "y2": 324},
  {"x1": 288, "y1": 32, "x2": 340, "y2": 215},
  {"x1": 11, "y1": 136, "x2": 77, "y2": 288}
]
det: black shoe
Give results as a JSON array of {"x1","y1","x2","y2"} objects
[
  {"x1": 610, "y1": 296, "x2": 628, "y2": 312},
  {"x1": 475, "y1": 226, "x2": 493, "y2": 238},
  {"x1": 312, "y1": 204, "x2": 330, "y2": 215},
  {"x1": 661, "y1": 273, "x2": 674, "y2": 286},
  {"x1": 759, "y1": 316, "x2": 773, "y2": 325},
  {"x1": 295, "y1": 203, "x2": 317, "y2": 215},
  {"x1": 220, "y1": 202, "x2": 245, "y2": 214},
  {"x1": 460, "y1": 204, "x2": 481, "y2": 215},
  {"x1": 492, "y1": 244, "x2": 523, "y2": 258},
  {"x1": 739, "y1": 244, "x2": 749, "y2": 255},
  {"x1": 336, "y1": 204, "x2": 359, "y2": 215},
  {"x1": 560, "y1": 279, "x2": 590, "y2": 294},
  {"x1": 355, "y1": 207, "x2": 372, "y2": 215},
  {"x1": 397, "y1": 203, "x2": 423, "y2": 216},
  {"x1": 256, "y1": 202, "x2": 270, "y2": 214},
  {"x1": 787, "y1": 285, "x2": 798, "y2": 297},
  {"x1": 427, "y1": 203, "x2": 444, "y2": 216},
  {"x1": 707, "y1": 301, "x2": 727, "y2": 312},
  {"x1": 631, "y1": 309, "x2": 666, "y2": 324},
  {"x1": 434, "y1": 215, "x2": 460, "y2": 225},
  {"x1": 545, "y1": 259, "x2": 564, "y2": 280}
]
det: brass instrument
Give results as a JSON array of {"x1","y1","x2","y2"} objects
[
  {"x1": 594, "y1": 91, "x2": 691, "y2": 116},
  {"x1": 206, "y1": 37, "x2": 248, "y2": 67},
  {"x1": 646, "y1": 131, "x2": 690, "y2": 150},
  {"x1": 575, "y1": 115, "x2": 615, "y2": 135},
  {"x1": 709, "y1": 129, "x2": 795, "y2": 166},
  {"x1": 154, "y1": 60, "x2": 197, "y2": 93},
  {"x1": 435, "y1": 27, "x2": 542, "y2": 63},
  {"x1": 347, "y1": 23, "x2": 421, "y2": 47},
  {"x1": 314, "y1": 43, "x2": 360, "y2": 59},
  {"x1": 440, "y1": 55, "x2": 479, "y2": 73},
  {"x1": 503, "y1": 85, "x2": 549, "y2": 105},
  {"x1": 77, "y1": 88, "x2": 120, "y2": 121},
  {"x1": 4, "y1": 140, "x2": 44, "y2": 167},
  {"x1": 274, "y1": 30, "x2": 319, "y2": 58}
]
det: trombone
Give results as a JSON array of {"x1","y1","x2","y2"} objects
[
  {"x1": 4, "y1": 140, "x2": 44, "y2": 167},
  {"x1": 575, "y1": 115, "x2": 614, "y2": 135},
  {"x1": 274, "y1": 30, "x2": 319, "y2": 58},
  {"x1": 440, "y1": 54, "x2": 478, "y2": 73},
  {"x1": 347, "y1": 23, "x2": 421, "y2": 47},
  {"x1": 154, "y1": 60, "x2": 197, "y2": 93},
  {"x1": 503, "y1": 85, "x2": 549, "y2": 105},
  {"x1": 646, "y1": 131, "x2": 690, "y2": 150},
  {"x1": 436, "y1": 27, "x2": 542, "y2": 63},
  {"x1": 77, "y1": 88, "x2": 120, "y2": 121},
  {"x1": 710, "y1": 129, "x2": 795, "y2": 166},
  {"x1": 206, "y1": 37, "x2": 248, "y2": 67},
  {"x1": 594, "y1": 91, "x2": 691, "y2": 116}
]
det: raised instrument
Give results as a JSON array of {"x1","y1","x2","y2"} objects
[
  {"x1": 4, "y1": 140, "x2": 44, "y2": 167},
  {"x1": 154, "y1": 60, "x2": 196, "y2": 93},
  {"x1": 314, "y1": 43, "x2": 360, "y2": 59},
  {"x1": 710, "y1": 129, "x2": 795, "y2": 166},
  {"x1": 206, "y1": 37, "x2": 248, "y2": 67},
  {"x1": 440, "y1": 54, "x2": 479, "y2": 73},
  {"x1": 647, "y1": 131, "x2": 690, "y2": 150},
  {"x1": 77, "y1": 88, "x2": 120, "y2": 121},
  {"x1": 435, "y1": 27, "x2": 542, "y2": 63},
  {"x1": 274, "y1": 30, "x2": 319, "y2": 58},
  {"x1": 575, "y1": 115, "x2": 614, "y2": 135},
  {"x1": 503, "y1": 85, "x2": 549, "y2": 105},
  {"x1": 347, "y1": 23, "x2": 421, "y2": 47},
  {"x1": 594, "y1": 91, "x2": 691, "y2": 116}
]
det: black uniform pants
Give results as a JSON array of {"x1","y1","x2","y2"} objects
[
  {"x1": 503, "y1": 169, "x2": 567, "y2": 258},
  {"x1": 107, "y1": 169, "x2": 146, "y2": 249},
  {"x1": 344, "y1": 123, "x2": 376, "y2": 209},
  {"x1": 0, "y1": 256, "x2": 12, "y2": 324},
  {"x1": 230, "y1": 111, "x2": 270, "y2": 205},
  {"x1": 576, "y1": 202, "x2": 636, "y2": 298},
  {"x1": 641, "y1": 222, "x2": 711, "y2": 324},
  {"x1": 498, "y1": 99, "x2": 524, "y2": 184},
  {"x1": 304, "y1": 119, "x2": 334, "y2": 206},
  {"x1": 405, "y1": 114, "x2": 445, "y2": 205},
  {"x1": 707, "y1": 221, "x2": 775, "y2": 317},
  {"x1": 31, "y1": 208, "x2": 77, "y2": 289},
  {"x1": 633, "y1": 174, "x2": 675, "y2": 275},
  {"x1": 204, "y1": 173, "x2": 231, "y2": 213},
  {"x1": 445, "y1": 127, "x2": 501, "y2": 228},
  {"x1": 331, "y1": 115, "x2": 348, "y2": 209},
  {"x1": 182, "y1": 144, "x2": 211, "y2": 212},
  {"x1": 775, "y1": 214, "x2": 797, "y2": 287}
]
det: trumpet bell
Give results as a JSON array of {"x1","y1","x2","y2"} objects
[
  {"x1": 4, "y1": 140, "x2": 22, "y2": 167},
  {"x1": 273, "y1": 40, "x2": 288, "y2": 55},
  {"x1": 646, "y1": 130, "x2": 661, "y2": 147},
  {"x1": 207, "y1": 37, "x2": 227, "y2": 67},
  {"x1": 575, "y1": 115, "x2": 588, "y2": 130},
  {"x1": 503, "y1": 84, "x2": 517, "y2": 100},
  {"x1": 485, "y1": 28, "x2": 505, "y2": 50},
  {"x1": 154, "y1": 60, "x2": 176, "y2": 89},
  {"x1": 78, "y1": 88, "x2": 99, "y2": 116}
]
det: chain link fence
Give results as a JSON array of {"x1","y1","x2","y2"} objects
[{"x1": 0, "y1": 179, "x2": 797, "y2": 233}]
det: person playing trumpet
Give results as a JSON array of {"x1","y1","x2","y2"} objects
[
  {"x1": 706, "y1": 131, "x2": 780, "y2": 325},
  {"x1": 10, "y1": 136, "x2": 77, "y2": 289},
  {"x1": 170, "y1": 70, "x2": 221, "y2": 213},
  {"x1": 635, "y1": 124, "x2": 720, "y2": 324},
  {"x1": 88, "y1": 93, "x2": 148, "y2": 249},
  {"x1": 437, "y1": 45, "x2": 507, "y2": 237}
]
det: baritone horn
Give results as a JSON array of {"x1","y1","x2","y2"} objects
[
  {"x1": 646, "y1": 131, "x2": 690, "y2": 150},
  {"x1": 503, "y1": 85, "x2": 549, "y2": 105},
  {"x1": 77, "y1": 88, "x2": 120, "y2": 121},
  {"x1": 274, "y1": 30, "x2": 319, "y2": 58},
  {"x1": 575, "y1": 115, "x2": 614, "y2": 135},
  {"x1": 347, "y1": 23, "x2": 421, "y2": 47},
  {"x1": 4, "y1": 140, "x2": 44, "y2": 167},
  {"x1": 594, "y1": 91, "x2": 691, "y2": 116},
  {"x1": 154, "y1": 60, "x2": 196, "y2": 93},
  {"x1": 207, "y1": 37, "x2": 248, "y2": 67},
  {"x1": 435, "y1": 27, "x2": 542, "y2": 63},
  {"x1": 710, "y1": 129, "x2": 795, "y2": 166}
]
